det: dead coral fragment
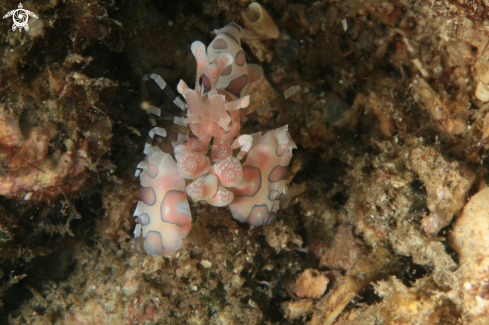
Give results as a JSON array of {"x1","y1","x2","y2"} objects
[
  {"x1": 390, "y1": 220, "x2": 457, "y2": 287},
  {"x1": 412, "y1": 77, "x2": 445, "y2": 120},
  {"x1": 409, "y1": 146, "x2": 475, "y2": 234},
  {"x1": 310, "y1": 247, "x2": 396, "y2": 325},
  {"x1": 375, "y1": 277, "x2": 443, "y2": 324},
  {"x1": 0, "y1": 119, "x2": 87, "y2": 199},
  {"x1": 8, "y1": 123, "x2": 58, "y2": 169},
  {"x1": 336, "y1": 276, "x2": 459, "y2": 325},
  {"x1": 319, "y1": 224, "x2": 367, "y2": 272},
  {"x1": 368, "y1": 91, "x2": 396, "y2": 138},
  {"x1": 411, "y1": 77, "x2": 467, "y2": 136},
  {"x1": 445, "y1": 41, "x2": 477, "y2": 68},
  {"x1": 379, "y1": 6, "x2": 401, "y2": 25},
  {"x1": 281, "y1": 300, "x2": 314, "y2": 321},
  {"x1": 263, "y1": 220, "x2": 303, "y2": 253}
]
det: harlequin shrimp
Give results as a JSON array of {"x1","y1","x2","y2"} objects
[{"x1": 133, "y1": 22, "x2": 299, "y2": 256}]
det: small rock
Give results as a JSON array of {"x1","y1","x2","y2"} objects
[
  {"x1": 294, "y1": 269, "x2": 329, "y2": 299},
  {"x1": 450, "y1": 187, "x2": 489, "y2": 258},
  {"x1": 445, "y1": 41, "x2": 477, "y2": 67},
  {"x1": 122, "y1": 277, "x2": 139, "y2": 296},
  {"x1": 449, "y1": 187, "x2": 489, "y2": 322},
  {"x1": 199, "y1": 259, "x2": 213, "y2": 268},
  {"x1": 379, "y1": 7, "x2": 402, "y2": 25},
  {"x1": 475, "y1": 81, "x2": 489, "y2": 102}
]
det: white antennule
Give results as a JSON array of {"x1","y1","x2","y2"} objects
[
  {"x1": 191, "y1": 41, "x2": 208, "y2": 90},
  {"x1": 177, "y1": 80, "x2": 189, "y2": 95},
  {"x1": 225, "y1": 95, "x2": 250, "y2": 111}
]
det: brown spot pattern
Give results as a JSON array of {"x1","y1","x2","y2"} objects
[
  {"x1": 138, "y1": 213, "x2": 150, "y2": 226},
  {"x1": 221, "y1": 65, "x2": 232, "y2": 76},
  {"x1": 143, "y1": 231, "x2": 165, "y2": 256},
  {"x1": 160, "y1": 190, "x2": 191, "y2": 236},
  {"x1": 268, "y1": 165, "x2": 288, "y2": 183},
  {"x1": 225, "y1": 74, "x2": 248, "y2": 97},
  {"x1": 202, "y1": 74, "x2": 211, "y2": 93},
  {"x1": 247, "y1": 205, "x2": 270, "y2": 226},
  {"x1": 235, "y1": 50, "x2": 246, "y2": 66},
  {"x1": 217, "y1": 89, "x2": 233, "y2": 102},
  {"x1": 222, "y1": 32, "x2": 239, "y2": 45},
  {"x1": 139, "y1": 186, "x2": 156, "y2": 206},
  {"x1": 146, "y1": 163, "x2": 158, "y2": 178},
  {"x1": 226, "y1": 22, "x2": 241, "y2": 33},
  {"x1": 231, "y1": 165, "x2": 261, "y2": 197},
  {"x1": 212, "y1": 38, "x2": 228, "y2": 49}
]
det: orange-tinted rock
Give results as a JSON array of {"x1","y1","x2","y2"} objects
[{"x1": 294, "y1": 269, "x2": 329, "y2": 299}]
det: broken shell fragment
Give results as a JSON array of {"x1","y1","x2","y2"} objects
[{"x1": 241, "y1": 2, "x2": 280, "y2": 40}]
